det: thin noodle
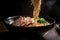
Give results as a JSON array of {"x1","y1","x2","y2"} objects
[{"x1": 31, "y1": 0, "x2": 41, "y2": 26}]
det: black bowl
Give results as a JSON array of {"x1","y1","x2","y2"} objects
[{"x1": 3, "y1": 15, "x2": 56, "y2": 33}]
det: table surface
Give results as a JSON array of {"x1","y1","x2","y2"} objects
[
  {"x1": 0, "y1": 22, "x2": 60, "y2": 40},
  {"x1": 0, "y1": 22, "x2": 9, "y2": 32}
]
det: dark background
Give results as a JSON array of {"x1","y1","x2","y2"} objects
[{"x1": 0, "y1": 0, "x2": 60, "y2": 22}]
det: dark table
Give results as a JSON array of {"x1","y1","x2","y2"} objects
[{"x1": 0, "y1": 22, "x2": 9, "y2": 32}]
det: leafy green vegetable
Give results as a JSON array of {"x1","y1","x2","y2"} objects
[{"x1": 37, "y1": 18, "x2": 47, "y2": 23}]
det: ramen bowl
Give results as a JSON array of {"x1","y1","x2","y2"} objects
[{"x1": 3, "y1": 15, "x2": 56, "y2": 33}]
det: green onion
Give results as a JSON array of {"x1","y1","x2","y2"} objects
[{"x1": 37, "y1": 18, "x2": 47, "y2": 23}]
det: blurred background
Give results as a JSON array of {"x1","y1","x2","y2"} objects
[{"x1": 0, "y1": 0, "x2": 60, "y2": 22}]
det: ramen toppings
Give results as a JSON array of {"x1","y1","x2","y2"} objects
[
  {"x1": 12, "y1": 16, "x2": 34, "y2": 26},
  {"x1": 12, "y1": 16, "x2": 50, "y2": 27}
]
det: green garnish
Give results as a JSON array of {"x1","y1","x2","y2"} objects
[{"x1": 37, "y1": 18, "x2": 47, "y2": 23}]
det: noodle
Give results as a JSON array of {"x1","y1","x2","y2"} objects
[{"x1": 31, "y1": 0, "x2": 42, "y2": 26}]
